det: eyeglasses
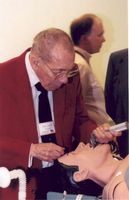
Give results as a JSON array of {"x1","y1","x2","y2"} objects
[
  {"x1": 46, "y1": 64, "x2": 79, "y2": 79},
  {"x1": 38, "y1": 56, "x2": 79, "y2": 79}
]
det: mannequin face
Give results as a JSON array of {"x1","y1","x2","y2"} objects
[{"x1": 58, "y1": 143, "x2": 111, "y2": 182}]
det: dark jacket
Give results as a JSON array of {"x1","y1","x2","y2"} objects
[{"x1": 105, "y1": 48, "x2": 128, "y2": 157}]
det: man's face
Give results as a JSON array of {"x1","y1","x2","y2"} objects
[
  {"x1": 58, "y1": 143, "x2": 111, "y2": 171},
  {"x1": 32, "y1": 45, "x2": 76, "y2": 91},
  {"x1": 83, "y1": 20, "x2": 105, "y2": 54}
]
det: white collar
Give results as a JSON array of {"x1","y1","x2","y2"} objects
[
  {"x1": 25, "y1": 51, "x2": 39, "y2": 87},
  {"x1": 74, "y1": 46, "x2": 91, "y2": 62}
]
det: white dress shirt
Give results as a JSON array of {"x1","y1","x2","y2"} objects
[{"x1": 25, "y1": 52, "x2": 55, "y2": 168}]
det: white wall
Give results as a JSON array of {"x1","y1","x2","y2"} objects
[{"x1": 0, "y1": 0, "x2": 128, "y2": 86}]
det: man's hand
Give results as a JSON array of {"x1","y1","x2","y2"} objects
[
  {"x1": 30, "y1": 143, "x2": 64, "y2": 162},
  {"x1": 92, "y1": 123, "x2": 122, "y2": 144}
]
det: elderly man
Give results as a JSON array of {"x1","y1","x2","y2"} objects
[{"x1": 0, "y1": 28, "x2": 118, "y2": 199}]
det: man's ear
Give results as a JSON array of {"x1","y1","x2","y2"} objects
[
  {"x1": 73, "y1": 169, "x2": 89, "y2": 182},
  {"x1": 80, "y1": 35, "x2": 89, "y2": 44}
]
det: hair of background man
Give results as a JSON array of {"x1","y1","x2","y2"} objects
[{"x1": 70, "y1": 14, "x2": 98, "y2": 45}]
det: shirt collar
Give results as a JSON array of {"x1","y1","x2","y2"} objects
[
  {"x1": 74, "y1": 46, "x2": 91, "y2": 62},
  {"x1": 25, "y1": 51, "x2": 39, "y2": 87}
]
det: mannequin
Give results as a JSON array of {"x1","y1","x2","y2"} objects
[{"x1": 58, "y1": 143, "x2": 129, "y2": 199}]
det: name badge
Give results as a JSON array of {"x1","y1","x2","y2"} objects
[{"x1": 39, "y1": 121, "x2": 55, "y2": 136}]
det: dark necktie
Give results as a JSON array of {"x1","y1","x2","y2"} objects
[
  {"x1": 35, "y1": 82, "x2": 56, "y2": 143},
  {"x1": 35, "y1": 82, "x2": 52, "y2": 123}
]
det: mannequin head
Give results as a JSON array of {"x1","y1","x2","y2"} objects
[
  {"x1": 58, "y1": 143, "x2": 129, "y2": 199},
  {"x1": 58, "y1": 143, "x2": 119, "y2": 186}
]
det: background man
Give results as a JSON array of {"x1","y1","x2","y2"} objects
[{"x1": 70, "y1": 13, "x2": 111, "y2": 125}]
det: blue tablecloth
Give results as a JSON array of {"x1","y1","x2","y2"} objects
[{"x1": 47, "y1": 192, "x2": 99, "y2": 200}]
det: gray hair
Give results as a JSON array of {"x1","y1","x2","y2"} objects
[{"x1": 31, "y1": 28, "x2": 74, "y2": 62}]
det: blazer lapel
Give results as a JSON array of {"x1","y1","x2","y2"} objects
[
  {"x1": 53, "y1": 86, "x2": 66, "y2": 146},
  {"x1": 14, "y1": 54, "x2": 38, "y2": 143}
]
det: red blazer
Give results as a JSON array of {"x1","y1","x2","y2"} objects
[{"x1": 0, "y1": 50, "x2": 96, "y2": 199}]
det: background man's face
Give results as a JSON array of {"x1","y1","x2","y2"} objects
[{"x1": 86, "y1": 20, "x2": 105, "y2": 54}]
